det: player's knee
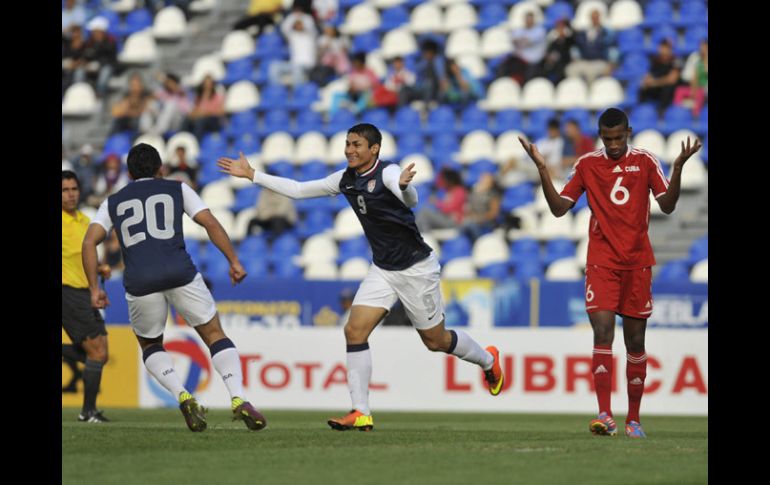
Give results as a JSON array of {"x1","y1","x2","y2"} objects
[
  {"x1": 344, "y1": 323, "x2": 366, "y2": 343},
  {"x1": 625, "y1": 337, "x2": 645, "y2": 354}
]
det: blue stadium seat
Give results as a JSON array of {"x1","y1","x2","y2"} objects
[
  {"x1": 379, "y1": 6, "x2": 409, "y2": 32},
  {"x1": 298, "y1": 161, "x2": 329, "y2": 181},
  {"x1": 526, "y1": 109, "x2": 557, "y2": 140},
  {"x1": 429, "y1": 133, "x2": 460, "y2": 163},
  {"x1": 288, "y1": 82, "x2": 320, "y2": 111},
  {"x1": 240, "y1": 235, "x2": 268, "y2": 254},
  {"x1": 198, "y1": 131, "x2": 227, "y2": 164},
  {"x1": 271, "y1": 259, "x2": 302, "y2": 278},
  {"x1": 478, "y1": 262, "x2": 511, "y2": 279},
  {"x1": 492, "y1": 110, "x2": 523, "y2": 136},
  {"x1": 222, "y1": 59, "x2": 256, "y2": 86},
  {"x1": 396, "y1": 132, "x2": 425, "y2": 159},
  {"x1": 204, "y1": 250, "x2": 232, "y2": 279},
  {"x1": 678, "y1": 25, "x2": 708, "y2": 57},
  {"x1": 464, "y1": 159, "x2": 497, "y2": 186},
  {"x1": 96, "y1": 9, "x2": 121, "y2": 38},
  {"x1": 501, "y1": 183, "x2": 535, "y2": 212},
  {"x1": 121, "y1": 8, "x2": 153, "y2": 37},
  {"x1": 476, "y1": 4, "x2": 509, "y2": 30},
  {"x1": 440, "y1": 236, "x2": 472, "y2": 265},
  {"x1": 297, "y1": 209, "x2": 334, "y2": 239},
  {"x1": 514, "y1": 260, "x2": 543, "y2": 281},
  {"x1": 255, "y1": 31, "x2": 287, "y2": 60},
  {"x1": 701, "y1": 134, "x2": 708, "y2": 164},
  {"x1": 562, "y1": 109, "x2": 592, "y2": 134},
  {"x1": 509, "y1": 238, "x2": 540, "y2": 265},
  {"x1": 101, "y1": 132, "x2": 133, "y2": 158},
  {"x1": 412, "y1": 183, "x2": 433, "y2": 211},
  {"x1": 389, "y1": 106, "x2": 423, "y2": 136},
  {"x1": 351, "y1": 31, "x2": 381, "y2": 53},
  {"x1": 617, "y1": 27, "x2": 645, "y2": 55},
  {"x1": 184, "y1": 239, "x2": 202, "y2": 267},
  {"x1": 291, "y1": 110, "x2": 324, "y2": 137},
  {"x1": 655, "y1": 260, "x2": 691, "y2": 282},
  {"x1": 232, "y1": 133, "x2": 261, "y2": 155},
  {"x1": 339, "y1": 0, "x2": 364, "y2": 8},
  {"x1": 268, "y1": 233, "x2": 301, "y2": 263},
  {"x1": 614, "y1": 52, "x2": 650, "y2": 82},
  {"x1": 225, "y1": 110, "x2": 258, "y2": 139},
  {"x1": 544, "y1": 1, "x2": 575, "y2": 29},
  {"x1": 324, "y1": 109, "x2": 357, "y2": 137},
  {"x1": 641, "y1": 1, "x2": 674, "y2": 28},
  {"x1": 257, "y1": 84, "x2": 289, "y2": 112},
  {"x1": 243, "y1": 256, "x2": 269, "y2": 278},
  {"x1": 659, "y1": 106, "x2": 694, "y2": 135},
  {"x1": 456, "y1": 105, "x2": 490, "y2": 136},
  {"x1": 676, "y1": 0, "x2": 708, "y2": 28},
  {"x1": 542, "y1": 238, "x2": 576, "y2": 265},
  {"x1": 231, "y1": 185, "x2": 261, "y2": 212},
  {"x1": 338, "y1": 236, "x2": 371, "y2": 264},
  {"x1": 257, "y1": 109, "x2": 291, "y2": 137},
  {"x1": 361, "y1": 108, "x2": 391, "y2": 128},
  {"x1": 647, "y1": 25, "x2": 678, "y2": 55},
  {"x1": 267, "y1": 161, "x2": 295, "y2": 178},
  {"x1": 686, "y1": 235, "x2": 708, "y2": 265},
  {"x1": 629, "y1": 104, "x2": 659, "y2": 133},
  {"x1": 424, "y1": 106, "x2": 457, "y2": 136},
  {"x1": 252, "y1": 60, "x2": 273, "y2": 86}
]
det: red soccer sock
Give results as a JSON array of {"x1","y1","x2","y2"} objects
[
  {"x1": 626, "y1": 351, "x2": 647, "y2": 423},
  {"x1": 592, "y1": 345, "x2": 613, "y2": 416}
]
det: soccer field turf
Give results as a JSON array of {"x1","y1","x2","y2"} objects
[{"x1": 62, "y1": 409, "x2": 707, "y2": 485}]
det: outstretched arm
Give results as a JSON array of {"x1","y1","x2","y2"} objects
[
  {"x1": 382, "y1": 163, "x2": 418, "y2": 208},
  {"x1": 518, "y1": 136, "x2": 574, "y2": 217},
  {"x1": 218, "y1": 152, "x2": 342, "y2": 199},
  {"x1": 656, "y1": 137, "x2": 702, "y2": 214}
]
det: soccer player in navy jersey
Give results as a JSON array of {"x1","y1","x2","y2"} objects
[
  {"x1": 81, "y1": 143, "x2": 267, "y2": 432},
  {"x1": 218, "y1": 123, "x2": 504, "y2": 431},
  {"x1": 519, "y1": 108, "x2": 701, "y2": 438}
]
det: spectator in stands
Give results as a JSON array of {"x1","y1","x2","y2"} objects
[
  {"x1": 269, "y1": 7, "x2": 319, "y2": 86},
  {"x1": 247, "y1": 188, "x2": 298, "y2": 242},
  {"x1": 499, "y1": 156, "x2": 537, "y2": 187},
  {"x1": 400, "y1": 39, "x2": 445, "y2": 108},
  {"x1": 70, "y1": 144, "x2": 98, "y2": 202},
  {"x1": 440, "y1": 59, "x2": 483, "y2": 105},
  {"x1": 167, "y1": 146, "x2": 199, "y2": 190},
  {"x1": 184, "y1": 74, "x2": 225, "y2": 139},
  {"x1": 309, "y1": 25, "x2": 351, "y2": 86},
  {"x1": 87, "y1": 153, "x2": 130, "y2": 208},
  {"x1": 565, "y1": 9, "x2": 617, "y2": 84},
  {"x1": 232, "y1": 0, "x2": 283, "y2": 37},
  {"x1": 373, "y1": 56, "x2": 416, "y2": 108},
  {"x1": 461, "y1": 173, "x2": 502, "y2": 242},
  {"x1": 542, "y1": 18, "x2": 575, "y2": 84},
  {"x1": 82, "y1": 17, "x2": 117, "y2": 99},
  {"x1": 109, "y1": 72, "x2": 153, "y2": 135},
  {"x1": 141, "y1": 72, "x2": 192, "y2": 136},
  {"x1": 62, "y1": 0, "x2": 86, "y2": 37},
  {"x1": 562, "y1": 119, "x2": 596, "y2": 168},
  {"x1": 535, "y1": 118, "x2": 566, "y2": 181},
  {"x1": 674, "y1": 38, "x2": 708, "y2": 117},
  {"x1": 329, "y1": 52, "x2": 379, "y2": 116},
  {"x1": 62, "y1": 24, "x2": 87, "y2": 95},
  {"x1": 416, "y1": 168, "x2": 467, "y2": 233},
  {"x1": 639, "y1": 38, "x2": 682, "y2": 114},
  {"x1": 496, "y1": 12, "x2": 547, "y2": 84},
  {"x1": 312, "y1": 0, "x2": 339, "y2": 26}
]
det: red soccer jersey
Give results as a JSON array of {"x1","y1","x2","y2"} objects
[{"x1": 560, "y1": 146, "x2": 669, "y2": 269}]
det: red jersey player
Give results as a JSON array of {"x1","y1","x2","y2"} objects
[{"x1": 518, "y1": 108, "x2": 701, "y2": 438}]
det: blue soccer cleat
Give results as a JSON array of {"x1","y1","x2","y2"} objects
[{"x1": 625, "y1": 420, "x2": 647, "y2": 438}]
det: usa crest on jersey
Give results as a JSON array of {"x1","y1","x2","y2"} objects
[{"x1": 367, "y1": 179, "x2": 376, "y2": 192}]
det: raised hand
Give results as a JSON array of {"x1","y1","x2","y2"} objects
[
  {"x1": 400, "y1": 162, "x2": 416, "y2": 189},
  {"x1": 672, "y1": 137, "x2": 702, "y2": 170},
  {"x1": 518, "y1": 136, "x2": 547, "y2": 171},
  {"x1": 217, "y1": 152, "x2": 255, "y2": 180}
]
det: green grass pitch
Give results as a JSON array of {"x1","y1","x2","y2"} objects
[{"x1": 62, "y1": 409, "x2": 707, "y2": 485}]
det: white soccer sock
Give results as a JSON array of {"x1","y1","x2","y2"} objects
[
  {"x1": 347, "y1": 343, "x2": 372, "y2": 415},
  {"x1": 144, "y1": 350, "x2": 187, "y2": 398},
  {"x1": 450, "y1": 330, "x2": 494, "y2": 370},
  {"x1": 211, "y1": 347, "x2": 245, "y2": 400}
]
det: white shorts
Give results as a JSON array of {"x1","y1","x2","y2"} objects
[
  {"x1": 352, "y1": 252, "x2": 444, "y2": 330},
  {"x1": 126, "y1": 273, "x2": 217, "y2": 338}
]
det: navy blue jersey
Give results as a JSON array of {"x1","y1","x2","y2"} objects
[
  {"x1": 107, "y1": 179, "x2": 198, "y2": 296},
  {"x1": 339, "y1": 161, "x2": 431, "y2": 270}
]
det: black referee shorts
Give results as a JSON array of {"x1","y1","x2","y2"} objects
[{"x1": 62, "y1": 285, "x2": 107, "y2": 344}]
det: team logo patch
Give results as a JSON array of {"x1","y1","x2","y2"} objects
[{"x1": 367, "y1": 179, "x2": 376, "y2": 192}]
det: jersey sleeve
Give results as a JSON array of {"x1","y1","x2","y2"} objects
[
  {"x1": 90, "y1": 199, "x2": 113, "y2": 233},
  {"x1": 382, "y1": 164, "x2": 418, "y2": 208},
  {"x1": 644, "y1": 151, "x2": 670, "y2": 198},
  {"x1": 253, "y1": 170, "x2": 343, "y2": 198},
  {"x1": 181, "y1": 182, "x2": 209, "y2": 218},
  {"x1": 560, "y1": 162, "x2": 585, "y2": 203}
]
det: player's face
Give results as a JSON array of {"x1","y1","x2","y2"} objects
[
  {"x1": 599, "y1": 125, "x2": 631, "y2": 160},
  {"x1": 345, "y1": 133, "x2": 379, "y2": 172},
  {"x1": 62, "y1": 178, "x2": 80, "y2": 213}
]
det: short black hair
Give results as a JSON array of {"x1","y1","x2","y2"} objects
[
  {"x1": 598, "y1": 108, "x2": 629, "y2": 131},
  {"x1": 421, "y1": 39, "x2": 439, "y2": 54},
  {"x1": 127, "y1": 143, "x2": 162, "y2": 179},
  {"x1": 441, "y1": 167, "x2": 463, "y2": 187},
  {"x1": 547, "y1": 118, "x2": 561, "y2": 130},
  {"x1": 348, "y1": 123, "x2": 382, "y2": 153},
  {"x1": 62, "y1": 170, "x2": 80, "y2": 188},
  {"x1": 351, "y1": 52, "x2": 366, "y2": 64}
]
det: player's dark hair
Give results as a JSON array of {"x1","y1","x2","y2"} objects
[
  {"x1": 127, "y1": 143, "x2": 162, "y2": 179},
  {"x1": 348, "y1": 123, "x2": 382, "y2": 154},
  {"x1": 598, "y1": 108, "x2": 629, "y2": 131},
  {"x1": 62, "y1": 170, "x2": 80, "y2": 188}
]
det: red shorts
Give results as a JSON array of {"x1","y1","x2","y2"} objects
[{"x1": 584, "y1": 265, "x2": 653, "y2": 319}]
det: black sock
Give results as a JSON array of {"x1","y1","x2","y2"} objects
[
  {"x1": 82, "y1": 359, "x2": 104, "y2": 413},
  {"x1": 62, "y1": 344, "x2": 86, "y2": 363}
]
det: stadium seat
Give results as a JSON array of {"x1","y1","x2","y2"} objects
[
  {"x1": 297, "y1": 161, "x2": 330, "y2": 182},
  {"x1": 62, "y1": 83, "x2": 98, "y2": 117},
  {"x1": 187, "y1": 55, "x2": 226, "y2": 86},
  {"x1": 507, "y1": 1, "x2": 544, "y2": 30},
  {"x1": 444, "y1": 3, "x2": 478, "y2": 32},
  {"x1": 471, "y1": 233, "x2": 510, "y2": 268},
  {"x1": 400, "y1": 154, "x2": 434, "y2": 185},
  {"x1": 200, "y1": 180, "x2": 234, "y2": 209},
  {"x1": 641, "y1": 1, "x2": 673, "y2": 28},
  {"x1": 166, "y1": 132, "x2": 200, "y2": 163},
  {"x1": 304, "y1": 261, "x2": 339, "y2": 280},
  {"x1": 272, "y1": 259, "x2": 302, "y2": 278},
  {"x1": 542, "y1": 238, "x2": 576, "y2": 265},
  {"x1": 292, "y1": 110, "x2": 324, "y2": 137},
  {"x1": 220, "y1": 31, "x2": 256, "y2": 62},
  {"x1": 442, "y1": 257, "x2": 477, "y2": 279},
  {"x1": 225, "y1": 110, "x2": 258, "y2": 139},
  {"x1": 390, "y1": 106, "x2": 423, "y2": 137},
  {"x1": 324, "y1": 109, "x2": 357, "y2": 137},
  {"x1": 118, "y1": 31, "x2": 158, "y2": 65},
  {"x1": 477, "y1": 262, "x2": 511, "y2": 279},
  {"x1": 379, "y1": 6, "x2": 410, "y2": 32},
  {"x1": 535, "y1": 211, "x2": 574, "y2": 240},
  {"x1": 478, "y1": 77, "x2": 521, "y2": 111},
  {"x1": 544, "y1": 1, "x2": 575, "y2": 29},
  {"x1": 477, "y1": 5, "x2": 508, "y2": 30},
  {"x1": 333, "y1": 208, "x2": 365, "y2": 240},
  {"x1": 152, "y1": 6, "x2": 187, "y2": 41},
  {"x1": 491, "y1": 111, "x2": 524, "y2": 136},
  {"x1": 424, "y1": 106, "x2": 457, "y2": 136},
  {"x1": 122, "y1": 8, "x2": 154, "y2": 37},
  {"x1": 665, "y1": 129, "x2": 699, "y2": 164},
  {"x1": 189, "y1": 0, "x2": 217, "y2": 15},
  {"x1": 457, "y1": 54, "x2": 489, "y2": 82},
  {"x1": 465, "y1": 159, "x2": 497, "y2": 186},
  {"x1": 501, "y1": 182, "x2": 535, "y2": 212},
  {"x1": 545, "y1": 257, "x2": 583, "y2": 281},
  {"x1": 553, "y1": 77, "x2": 589, "y2": 110},
  {"x1": 231, "y1": 185, "x2": 261, "y2": 213},
  {"x1": 339, "y1": 258, "x2": 371, "y2": 280},
  {"x1": 225, "y1": 81, "x2": 260, "y2": 113},
  {"x1": 520, "y1": 77, "x2": 555, "y2": 110},
  {"x1": 572, "y1": 0, "x2": 608, "y2": 31},
  {"x1": 134, "y1": 134, "x2": 166, "y2": 160},
  {"x1": 660, "y1": 106, "x2": 695, "y2": 136},
  {"x1": 690, "y1": 258, "x2": 708, "y2": 283},
  {"x1": 338, "y1": 236, "x2": 371, "y2": 263},
  {"x1": 513, "y1": 259, "x2": 543, "y2": 281},
  {"x1": 457, "y1": 105, "x2": 490, "y2": 137},
  {"x1": 676, "y1": 0, "x2": 708, "y2": 28},
  {"x1": 457, "y1": 130, "x2": 496, "y2": 164},
  {"x1": 440, "y1": 236, "x2": 472, "y2": 265},
  {"x1": 409, "y1": 3, "x2": 443, "y2": 34},
  {"x1": 254, "y1": 31, "x2": 287, "y2": 61},
  {"x1": 258, "y1": 109, "x2": 292, "y2": 137},
  {"x1": 295, "y1": 132, "x2": 329, "y2": 164},
  {"x1": 656, "y1": 260, "x2": 691, "y2": 282},
  {"x1": 268, "y1": 233, "x2": 301, "y2": 264},
  {"x1": 480, "y1": 26, "x2": 513, "y2": 59},
  {"x1": 446, "y1": 30, "x2": 481, "y2": 61},
  {"x1": 575, "y1": 237, "x2": 588, "y2": 267},
  {"x1": 632, "y1": 129, "x2": 666, "y2": 161},
  {"x1": 607, "y1": 0, "x2": 643, "y2": 30},
  {"x1": 571, "y1": 207, "x2": 592, "y2": 239},
  {"x1": 341, "y1": 4, "x2": 381, "y2": 35},
  {"x1": 586, "y1": 77, "x2": 624, "y2": 110},
  {"x1": 380, "y1": 27, "x2": 419, "y2": 59},
  {"x1": 257, "y1": 84, "x2": 289, "y2": 112},
  {"x1": 232, "y1": 208, "x2": 259, "y2": 240}
]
